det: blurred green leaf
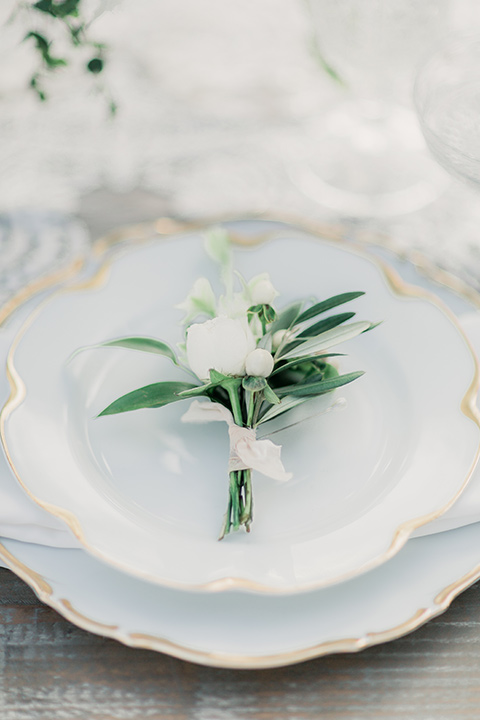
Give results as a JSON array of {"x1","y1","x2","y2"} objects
[
  {"x1": 24, "y1": 32, "x2": 67, "y2": 68},
  {"x1": 33, "y1": 0, "x2": 81, "y2": 19}
]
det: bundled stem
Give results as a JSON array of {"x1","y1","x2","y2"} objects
[
  {"x1": 219, "y1": 468, "x2": 253, "y2": 540},
  {"x1": 217, "y1": 380, "x2": 256, "y2": 539}
]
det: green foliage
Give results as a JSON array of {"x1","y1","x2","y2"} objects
[
  {"x1": 23, "y1": 0, "x2": 110, "y2": 106},
  {"x1": 275, "y1": 371, "x2": 365, "y2": 399},
  {"x1": 297, "y1": 311, "x2": 356, "y2": 339},
  {"x1": 98, "y1": 381, "x2": 197, "y2": 417},
  {"x1": 70, "y1": 336, "x2": 179, "y2": 366},
  {"x1": 279, "y1": 321, "x2": 373, "y2": 361},
  {"x1": 295, "y1": 292, "x2": 364, "y2": 325},
  {"x1": 271, "y1": 352, "x2": 344, "y2": 377},
  {"x1": 33, "y1": 0, "x2": 81, "y2": 18},
  {"x1": 257, "y1": 395, "x2": 310, "y2": 425},
  {"x1": 97, "y1": 337, "x2": 179, "y2": 364},
  {"x1": 269, "y1": 301, "x2": 304, "y2": 333},
  {"x1": 263, "y1": 383, "x2": 280, "y2": 405},
  {"x1": 24, "y1": 32, "x2": 68, "y2": 69},
  {"x1": 248, "y1": 304, "x2": 277, "y2": 324}
]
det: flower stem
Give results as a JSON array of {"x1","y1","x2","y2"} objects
[
  {"x1": 218, "y1": 468, "x2": 254, "y2": 540},
  {"x1": 218, "y1": 481, "x2": 233, "y2": 540},
  {"x1": 230, "y1": 471, "x2": 241, "y2": 531},
  {"x1": 225, "y1": 379, "x2": 243, "y2": 426},
  {"x1": 246, "y1": 391, "x2": 256, "y2": 426},
  {"x1": 240, "y1": 469, "x2": 253, "y2": 531},
  {"x1": 218, "y1": 379, "x2": 255, "y2": 540}
]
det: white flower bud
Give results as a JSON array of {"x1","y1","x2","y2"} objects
[
  {"x1": 245, "y1": 348, "x2": 274, "y2": 378},
  {"x1": 250, "y1": 279, "x2": 278, "y2": 306},
  {"x1": 248, "y1": 273, "x2": 279, "y2": 306},
  {"x1": 272, "y1": 329, "x2": 291, "y2": 351},
  {"x1": 186, "y1": 316, "x2": 255, "y2": 381}
]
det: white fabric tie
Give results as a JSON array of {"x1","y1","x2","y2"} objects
[{"x1": 181, "y1": 399, "x2": 292, "y2": 481}]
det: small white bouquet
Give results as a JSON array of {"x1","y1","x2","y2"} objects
[{"x1": 95, "y1": 229, "x2": 375, "y2": 538}]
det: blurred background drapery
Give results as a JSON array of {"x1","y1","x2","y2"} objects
[{"x1": 1, "y1": 0, "x2": 480, "y2": 288}]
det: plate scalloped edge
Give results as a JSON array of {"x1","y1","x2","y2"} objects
[
  {"x1": 1, "y1": 535, "x2": 480, "y2": 669},
  {"x1": 1, "y1": 216, "x2": 480, "y2": 596}
]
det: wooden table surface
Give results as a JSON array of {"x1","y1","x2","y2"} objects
[{"x1": 2, "y1": 197, "x2": 480, "y2": 719}]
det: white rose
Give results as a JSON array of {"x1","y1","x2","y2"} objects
[
  {"x1": 245, "y1": 348, "x2": 274, "y2": 378},
  {"x1": 186, "y1": 316, "x2": 256, "y2": 381}
]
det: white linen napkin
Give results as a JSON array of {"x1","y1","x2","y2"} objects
[{"x1": 1, "y1": 311, "x2": 480, "y2": 550}]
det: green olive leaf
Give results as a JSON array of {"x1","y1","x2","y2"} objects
[
  {"x1": 257, "y1": 395, "x2": 310, "y2": 424},
  {"x1": 279, "y1": 321, "x2": 372, "y2": 360},
  {"x1": 297, "y1": 311, "x2": 355, "y2": 339},
  {"x1": 70, "y1": 336, "x2": 179, "y2": 365},
  {"x1": 275, "y1": 371, "x2": 364, "y2": 398},
  {"x1": 296, "y1": 292, "x2": 365, "y2": 325},
  {"x1": 269, "y1": 301, "x2": 304, "y2": 332},
  {"x1": 271, "y1": 353, "x2": 344, "y2": 376},
  {"x1": 98, "y1": 381, "x2": 197, "y2": 417},
  {"x1": 263, "y1": 383, "x2": 281, "y2": 405}
]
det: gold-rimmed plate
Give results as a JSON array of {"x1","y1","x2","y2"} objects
[{"x1": 1, "y1": 220, "x2": 479, "y2": 594}]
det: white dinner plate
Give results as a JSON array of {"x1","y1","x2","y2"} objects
[{"x1": 2, "y1": 220, "x2": 480, "y2": 593}]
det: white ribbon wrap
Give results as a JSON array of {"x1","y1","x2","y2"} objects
[{"x1": 181, "y1": 400, "x2": 292, "y2": 482}]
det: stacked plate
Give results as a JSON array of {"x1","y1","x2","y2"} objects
[{"x1": 1, "y1": 218, "x2": 480, "y2": 668}]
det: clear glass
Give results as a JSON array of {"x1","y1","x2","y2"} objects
[
  {"x1": 414, "y1": 33, "x2": 480, "y2": 189},
  {"x1": 288, "y1": 0, "x2": 450, "y2": 216}
]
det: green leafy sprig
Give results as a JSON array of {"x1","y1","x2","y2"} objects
[
  {"x1": 94, "y1": 292, "x2": 372, "y2": 423},
  {"x1": 17, "y1": 1, "x2": 112, "y2": 108},
  {"x1": 86, "y1": 297, "x2": 373, "y2": 538},
  {"x1": 78, "y1": 230, "x2": 376, "y2": 538}
]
